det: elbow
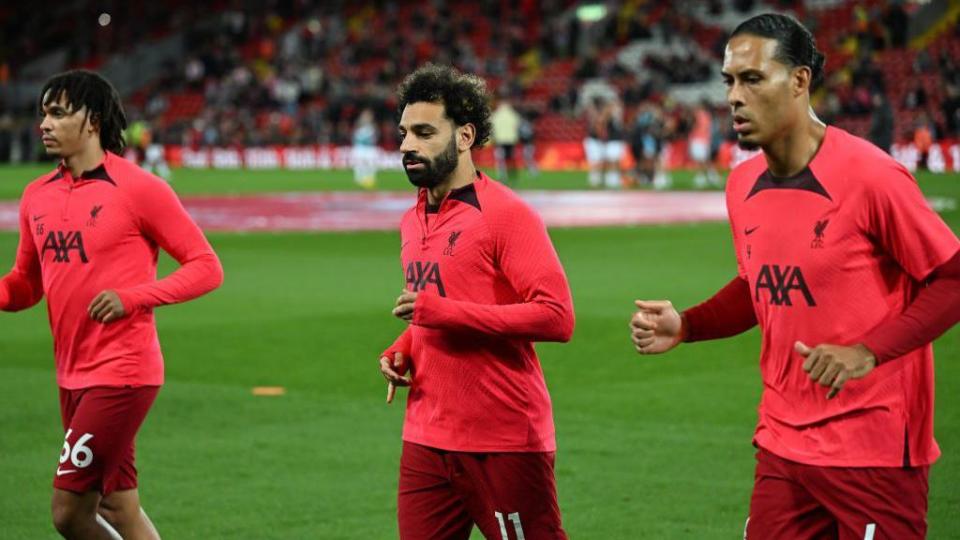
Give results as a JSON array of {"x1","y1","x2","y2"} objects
[
  {"x1": 206, "y1": 254, "x2": 225, "y2": 291},
  {"x1": 0, "y1": 280, "x2": 43, "y2": 312},
  {"x1": 547, "y1": 304, "x2": 575, "y2": 343},
  {"x1": 557, "y1": 312, "x2": 575, "y2": 342}
]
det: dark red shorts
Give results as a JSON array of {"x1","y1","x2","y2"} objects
[
  {"x1": 746, "y1": 448, "x2": 929, "y2": 540},
  {"x1": 55, "y1": 386, "x2": 159, "y2": 496},
  {"x1": 397, "y1": 441, "x2": 567, "y2": 540}
]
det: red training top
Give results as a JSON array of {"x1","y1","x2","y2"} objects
[
  {"x1": 0, "y1": 152, "x2": 223, "y2": 389},
  {"x1": 383, "y1": 172, "x2": 574, "y2": 453},
  {"x1": 723, "y1": 126, "x2": 960, "y2": 467}
]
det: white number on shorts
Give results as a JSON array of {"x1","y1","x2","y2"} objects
[
  {"x1": 863, "y1": 523, "x2": 876, "y2": 540},
  {"x1": 59, "y1": 429, "x2": 95, "y2": 468},
  {"x1": 494, "y1": 511, "x2": 525, "y2": 540}
]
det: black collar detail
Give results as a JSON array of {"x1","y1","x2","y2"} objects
[
  {"x1": 45, "y1": 163, "x2": 116, "y2": 186},
  {"x1": 448, "y1": 183, "x2": 481, "y2": 211},
  {"x1": 746, "y1": 167, "x2": 831, "y2": 201}
]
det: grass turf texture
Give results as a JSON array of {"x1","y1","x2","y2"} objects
[
  {"x1": 0, "y1": 169, "x2": 958, "y2": 538},
  {"x1": 0, "y1": 164, "x2": 761, "y2": 198}
]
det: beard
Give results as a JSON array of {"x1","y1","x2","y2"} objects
[
  {"x1": 403, "y1": 135, "x2": 459, "y2": 189},
  {"x1": 736, "y1": 136, "x2": 760, "y2": 151}
]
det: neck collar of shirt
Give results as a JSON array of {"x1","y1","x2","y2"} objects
[
  {"x1": 47, "y1": 152, "x2": 117, "y2": 185},
  {"x1": 418, "y1": 171, "x2": 485, "y2": 211}
]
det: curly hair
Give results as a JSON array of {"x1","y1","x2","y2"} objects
[
  {"x1": 39, "y1": 69, "x2": 127, "y2": 154},
  {"x1": 731, "y1": 13, "x2": 826, "y2": 90},
  {"x1": 396, "y1": 64, "x2": 492, "y2": 148}
]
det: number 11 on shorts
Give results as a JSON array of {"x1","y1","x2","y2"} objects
[{"x1": 495, "y1": 511, "x2": 525, "y2": 540}]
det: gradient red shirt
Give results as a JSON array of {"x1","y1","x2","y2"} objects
[
  {"x1": 383, "y1": 172, "x2": 574, "y2": 452},
  {"x1": 0, "y1": 152, "x2": 223, "y2": 389},
  {"x1": 726, "y1": 126, "x2": 960, "y2": 467}
]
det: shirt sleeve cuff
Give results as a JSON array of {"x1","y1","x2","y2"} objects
[
  {"x1": 413, "y1": 293, "x2": 437, "y2": 326},
  {"x1": 114, "y1": 289, "x2": 140, "y2": 314}
]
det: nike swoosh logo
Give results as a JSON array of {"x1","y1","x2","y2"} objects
[
  {"x1": 33, "y1": 214, "x2": 46, "y2": 222},
  {"x1": 744, "y1": 226, "x2": 760, "y2": 236},
  {"x1": 401, "y1": 241, "x2": 410, "y2": 249},
  {"x1": 56, "y1": 468, "x2": 77, "y2": 476}
]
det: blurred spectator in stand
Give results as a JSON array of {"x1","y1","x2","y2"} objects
[
  {"x1": 883, "y1": 1, "x2": 909, "y2": 49},
  {"x1": 868, "y1": 90, "x2": 895, "y2": 154},
  {"x1": 904, "y1": 83, "x2": 928, "y2": 110}
]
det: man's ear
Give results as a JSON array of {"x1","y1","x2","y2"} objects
[
  {"x1": 793, "y1": 65, "x2": 812, "y2": 97},
  {"x1": 457, "y1": 123, "x2": 476, "y2": 151}
]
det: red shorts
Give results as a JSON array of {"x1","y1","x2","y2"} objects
[
  {"x1": 746, "y1": 448, "x2": 929, "y2": 540},
  {"x1": 55, "y1": 386, "x2": 159, "y2": 496},
  {"x1": 397, "y1": 441, "x2": 567, "y2": 540}
]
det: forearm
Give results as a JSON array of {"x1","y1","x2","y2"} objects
[
  {"x1": 0, "y1": 271, "x2": 43, "y2": 312},
  {"x1": 682, "y1": 276, "x2": 758, "y2": 342},
  {"x1": 116, "y1": 253, "x2": 224, "y2": 311},
  {"x1": 861, "y1": 251, "x2": 960, "y2": 363},
  {"x1": 382, "y1": 327, "x2": 412, "y2": 358},
  {"x1": 414, "y1": 293, "x2": 574, "y2": 342}
]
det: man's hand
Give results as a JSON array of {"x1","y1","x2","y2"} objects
[
  {"x1": 392, "y1": 289, "x2": 417, "y2": 322},
  {"x1": 796, "y1": 341, "x2": 877, "y2": 399},
  {"x1": 380, "y1": 351, "x2": 411, "y2": 404},
  {"x1": 630, "y1": 300, "x2": 684, "y2": 354},
  {"x1": 88, "y1": 290, "x2": 127, "y2": 324}
]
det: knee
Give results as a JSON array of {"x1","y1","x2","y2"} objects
[
  {"x1": 51, "y1": 499, "x2": 89, "y2": 536},
  {"x1": 97, "y1": 497, "x2": 138, "y2": 529},
  {"x1": 97, "y1": 505, "x2": 120, "y2": 527}
]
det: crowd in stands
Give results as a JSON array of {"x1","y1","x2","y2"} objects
[{"x1": 0, "y1": 0, "x2": 957, "y2": 173}]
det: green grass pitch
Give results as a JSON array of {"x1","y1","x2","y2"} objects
[{"x1": 0, "y1": 166, "x2": 957, "y2": 538}]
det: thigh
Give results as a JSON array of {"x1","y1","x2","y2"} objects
[
  {"x1": 456, "y1": 452, "x2": 566, "y2": 540},
  {"x1": 604, "y1": 141, "x2": 625, "y2": 163},
  {"x1": 805, "y1": 465, "x2": 928, "y2": 540},
  {"x1": 54, "y1": 386, "x2": 159, "y2": 496},
  {"x1": 748, "y1": 449, "x2": 838, "y2": 540},
  {"x1": 398, "y1": 442, "x2": 473, "y2": 540},
  {"x1": 583, "y1": 138, "x2": 602, "y2": 164}
]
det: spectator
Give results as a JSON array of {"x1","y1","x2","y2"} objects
[{"x1": 868, "y1": 91, "x2": 895, "y2": 153}]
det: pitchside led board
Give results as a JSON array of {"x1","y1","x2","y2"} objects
[{"x1": 152, "y1": 141, "x2": 960, "y2": 174}]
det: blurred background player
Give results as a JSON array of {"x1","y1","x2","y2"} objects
[
  {"x1": 630, "y1": 14, "x2": 960, "y2": 539},
  {"x1": 629, "y1": 101, "x2": 664, "y2": 187},
  {"x1": 351, "y1": 107, "x2": 378, "y2": 189},
  {"x1": 380, "y1": 64, "x2": 574, "y2": 540},
  {"x1": 690, "y1": 98, "x2": 721, "y2": 188},
  {"x1": 491, "y1": 93, "x2": 521, "y2": 185},
  {"x1": 0, "y1": 70, "x2": 223, "y2": 539},
  {"x1": 582, "y1": 95, "x2": 627, "y2": 189},
  {"x1": 518, "y1": 108, "x2": 539, "y2": 178},
  {"x1": 125, "y1": 116, "x2": 171, "y2": 182}
]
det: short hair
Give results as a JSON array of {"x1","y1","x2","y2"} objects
[
  {"x1": 39, "y1": 70, "x2": 127, "y2": 154},
  {"x1": 396, "y1": 64, "x2": 492, "y2": 148},
  {"x1": 730, "y1": 13, "x2": 826, "y2": 89}
]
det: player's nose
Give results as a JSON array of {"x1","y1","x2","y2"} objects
[
  {"x1": 727, "y1": 82, "x2": 745, "y2": 109},
  {"x1": 399, "y1": 134, "x2": 416, "y2": 155}
]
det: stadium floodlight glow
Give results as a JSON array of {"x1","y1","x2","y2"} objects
[
  {"x1": 576, "y1": 4, "x2": 607, "y2": 22},
  {"x1": 98, "y1": 13, "x2": 111, "y2": 26}
]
